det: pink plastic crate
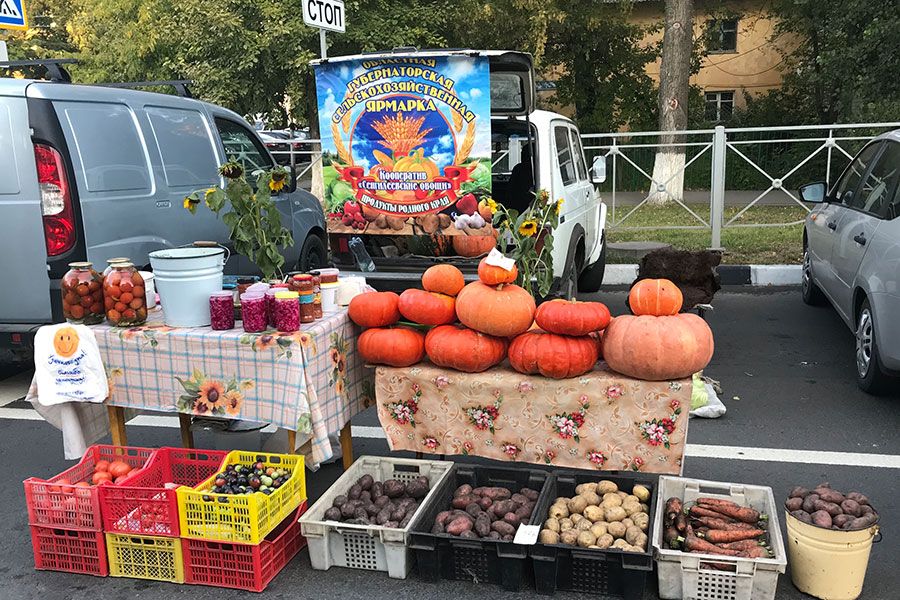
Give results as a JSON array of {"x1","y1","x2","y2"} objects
[{"x1": 31, "y1": 525, "x2": 108, "y2": 576}]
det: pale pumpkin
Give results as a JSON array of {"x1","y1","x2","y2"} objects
[
  {"x1": 422, "y1": 264, "x2": 465, "y2": 297},
  {"x1": 425, "y1": 325, "x2": 507, "y2": 373},
  {"x1": 628, "y1": 278, "x2": 683, "y2": 316},
  {"x1": 358, "y1": 327, "x2": 425, "y2": 367},
  {"x1": 508, "y1": 331, "x2": 599, "y2": 379},
  {"x1": 535, "y1": 299, "x2": 611, "y2": 336},
  {"x1": 455, "y1": 281, "x2": 536, "y2": 337},
  {"x1": 602, "y1": 313, "x2": 714, "y2": 380},
  {"x1": 398, "y1": 289, "x2": 456, "y2": 325}
]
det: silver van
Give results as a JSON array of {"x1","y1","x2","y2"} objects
[{"x1": 0, "y1": 67, "x2": 326, "y2": 361}]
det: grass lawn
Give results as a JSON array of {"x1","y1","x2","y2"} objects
[{"x1": 607, "y1": 203, "x2": 806, "y2": 265}]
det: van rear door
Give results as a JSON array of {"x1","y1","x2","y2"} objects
[
  {"x1": 0, "y1": 80, "x2": 53, "y2": 324},
  {"x1": 486, "y1": 51, "x2": 535, "y2": 117}
]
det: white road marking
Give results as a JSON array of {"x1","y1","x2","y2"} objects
[{"x1": 1, "y1": 408, "x2": 897, "y2": 469}]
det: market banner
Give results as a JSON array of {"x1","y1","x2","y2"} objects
[{"x1": 314, "y1": 55, "x2": 494, "y2": 236}]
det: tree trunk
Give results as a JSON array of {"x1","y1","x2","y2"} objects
[
  {"x1": 306, "y1": 70, "x2": 325, "y2": 207},
  {"x1": 649, "y1": 0, "x2": 693, "y2": 204}
]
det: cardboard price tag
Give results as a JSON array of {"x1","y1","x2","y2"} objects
[
  {"x1": 485, "y1": 248, "x2": 516, "y2": 272},
  {"x1": 513, "y1": 524, "x2": 540, "y2": 545}
]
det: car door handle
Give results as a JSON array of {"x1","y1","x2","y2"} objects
[
  {"x1": 853, "y1": 233, "x2": 867, "y2": 246},
  {"x1": 827, "y1": 221, "x2": 837, "y2": 230}
]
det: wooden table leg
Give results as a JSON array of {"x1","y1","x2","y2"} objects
[
  {"x1": 107, "y1": 405, "x2": 127, "y2": 446},
  {"x1": 286, "y1": 429, "x2": 297, "y2": 454},
  {"x1": 178, "y1": 414, "x2": 194, "y2": 449},
  {"x1": 339, "y1": 422, "x2": 354, "y2": 470}
]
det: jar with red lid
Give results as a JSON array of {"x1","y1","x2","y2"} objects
[
  {"x1": 103, "y1": 263, "x2": 147, "y2": 326},
  {"x1": 291, "y1": 274, "x2": 314, "y2": 294},
  {"x1": 62, "y1": 262, "x2": 104, "y2": 325}
]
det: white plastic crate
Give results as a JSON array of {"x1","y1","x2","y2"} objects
[
  {"x1": 299, "y1": 456, "x2": 454, "y2": 579},
  {"x1": 652, "y1": 476, "x2": 787, "y2": 600}
]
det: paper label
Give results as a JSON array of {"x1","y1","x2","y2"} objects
[
  {"x1": 485, "y1": 247, "x2": 516, "y2": 272},
  {"x1": 513, "y1": 524, "x2": 540, "y2": 545}
]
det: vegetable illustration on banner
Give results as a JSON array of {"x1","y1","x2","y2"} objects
[{"x1": 314, "y1": 56, "x2": 494, "y2": 236}]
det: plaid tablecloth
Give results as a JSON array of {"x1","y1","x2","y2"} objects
[
  {"x1": 376, "y1": 363, "x2": 691, "y2": 474},
  {"x1": 31, "y1": 308, "x2": 374, "y2": 467}
]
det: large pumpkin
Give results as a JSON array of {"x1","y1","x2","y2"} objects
[
  {"x1": 602, "y1": 313, "x2": 714, "y2": 380},
  {"x1": 452, "y1": 233, "x2": 496, "y2": 257},
  {"x1": 455, "y1": 281, "x2": 536, "y2": 337},
  {"x1": 535, "y1": 299, "x2": 611, "y2": 336},
  {"x1": 422, "y1": 264, "x2": 465, "y2": 297},
  {"x1": 508, "y1": 331, "x2": 599, "y2": 379},
  {"x1": 425, "y1": 325, "x2": 507, "y2": 373},
  {"x1": 358, "y1": 327, "x2": 425, "y2": 367},
  {"x1": 477, "y1": 257, "x2": 518, "y2": 286},
  {"x1": 348, "y1": 291, "x2": 401, "y2": 328},
  {"x1": 629, "y1": 278, "x2": 683, "y2": 316},
  {"x1": 398, "y1": 289, "x2": 456, "y2": 325}
]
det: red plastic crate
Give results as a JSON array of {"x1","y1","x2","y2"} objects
[
  {"x1": 24, "y1": 445, "x2": 155, "y2": 531},
  {"x1": 100, "y1": 447, "x2": 227, "y2": 537},
  {"x1": 31, "y1": 525, "x2": 108, "y2": 576},
  {"x1": 182, "y1": 501, "x2": 307, "y2": 592}
]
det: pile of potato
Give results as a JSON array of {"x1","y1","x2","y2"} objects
[
  {"x1": 430, "y1": 484, "x2": 541, "y2": 540},
  {"x1": 323, "y1": 473, "x2": 430, "y2": 528},
  {"x1": 785, "y1": 483, "x2": 879, "y2": 531},
  {"x1": 538, "y1": 480, "x2": 651, "y2": 552}
]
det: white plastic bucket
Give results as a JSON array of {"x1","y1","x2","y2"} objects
[
  {"x1": 138, "y1": 271, "x2": 157, "y2": 309},
  {"x1": 148, "y1": 246, "x2": 227, "y2": 327}
]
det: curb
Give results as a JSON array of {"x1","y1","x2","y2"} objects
[{"x1": 602, "y1": 264, "x2": 801, "y2": 286}]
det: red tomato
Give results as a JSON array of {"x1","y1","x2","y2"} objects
[
  {"x1": 109, "y1": 461, "x2": 132, "y2": 478},
  {"x1": 92, "y1": 471, "x2": 113, "y2": 485},
  {"x1": 94, "y1": 460, "x2": 110, "y2": 473},
  {"x1": 119, "y1": 280, "x2": 134, "y2": 293}
]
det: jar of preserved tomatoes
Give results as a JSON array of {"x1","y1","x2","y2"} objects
[
  {"x1": 61, "y1": 262, "x2": 104, "y2": 325},
  {"x1": 102, "y1": 257, "x2": 131, "y2": 277},
  {"x1": 103, "y1": 263, "x2": 147, "y2": 326}
]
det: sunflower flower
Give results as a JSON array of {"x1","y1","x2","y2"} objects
[
  {"x1": 198, "y1": 380, "x2": 225, "y2": 407},
  {"x1": 555, "y1": 198, "x2": 564, "y2": 214},
  {"x1": 223, "y1": 390, "x2": 243, "y2": 416},
  {"x1": 183, "y1": 196, "x2": 200, "y2": 213},
  {"x1": 269, "y1": 169, "x2": 288, "y2": 192},
  {"x1": 484, "y1": 197, "x2": 498, "y2": 214},
  {"x1": 518, "y1": 220, "x2": 538, "y2": 237}
]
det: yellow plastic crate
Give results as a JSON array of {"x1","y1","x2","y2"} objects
[
  {"x1": 177, "y1": 450, "x2": 306, "y2": 544},
  {"x1": 106, "y1": 533, "x2": 184, "y2": 583}
]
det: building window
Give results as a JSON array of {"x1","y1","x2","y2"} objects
[
  {"x1": 705, "y1": 91, "x2": 735, "y2": 122},
  {"x1": 706, "y1": 18, "x2": 738, "y2": 53}
]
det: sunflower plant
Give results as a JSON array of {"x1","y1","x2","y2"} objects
[
  {"x1": 184, "y1": 162, "x2": 293, "y2": 281},
  {"x1": 492, "y1": 189, "x2": 561, "y2": 297}
]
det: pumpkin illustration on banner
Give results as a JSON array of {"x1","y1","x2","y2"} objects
[
  {"x1": 358, "y1": 327, "x2": 425, "y2": 367},
  {"x1": 629, "y1": 278, "x2": 684, "y2": 315},
  {"x1": 425, "y1": 325, "x2": 508, "y2": 373},
  {"x1": 455, "y1": 281, "x2": 536, "y2": 337},
  {"x1": 53, "y1": 326, "x2": 80, "y2": 358},
  {"x1": 508, "y1": 330, "x2": 599, "y2": 379},
  {"x1": 348, "y1": 291, "x2": 401, "y2": 328}
]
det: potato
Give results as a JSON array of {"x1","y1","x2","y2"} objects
[
  {"x1": 605, "y1": 506, "x2": 627, "y2": 522},
  {"x1": 554, "y1": 497, "x2": 568, "y2": 505},
  {"x1": 477, "y1": 496, "x2": 493, "y2": 510},
  {"x1": 616, "y1": 491, "x2": 628, "y2": 499},
  {"x1": 785, "y1": 497, "x2": 803, "y2": 512},
  {"x1": 357, "y1": 474, "x2": 374, "y2": 491},
  {"x1": 577, "y1": 531, "x2": 597, "y2": 547},
  {"x1": 514, "y1": 505, "x2": 533, "y2": 521},
  {"x1": 454, "y1": 484, "x2": 473, "y2": 498},
  {"x1": 624, "y1": 544, "x2": 643, "y2": 553},
  {"x1": 575, "y1": 482, "x2": 599, "y2": 495},
  {"x1": 431, "y1": 521, "x2": 445, "y2": 534},
  {"x1": 801, "y1": 493, "x2": 820, "y2": 513},
  {"x1": 580, "y1": 491, "x2": 601, "y2": 506},
  {"x1": 639, "y1": 503, "x2": 650, "y2": 514},
  {"x1": 841, "y1": 499, "x2": 862, "y2": 517},
  {"x1": 341, "y1": 502, "x2": 359, "y2": 519},
  {"x1": 833, "y1": 514, "x2": 853, "y2": 528},
  {"x1": 376, "y1": 507, "x2": 392, "y2": 525},
  {"x1": 607, "y1": 521, "x2": 627, "y2": 539},
  {"x1": 390, "y1": 507, "x2": 406, "y2": 521},
  {"x1": 374, "y1": 495, "x2": 390, "y2": 508},
  {"x1": 588, "y1": 545, "x2": 600, "y2": 549},
  {"x1": 435, "y1": 510, "x2": 453, "y2": 526},
  {"x1": 611, "y1": 538, "x2": 629, "y2": 550},
  {"x1": 575, "y1": 519, "x2": 593, "y2": 532},
  {"x1": 324, "y1": 507, "x2": 342, "y2": 521},
  {"x1": 815, "y1": 488, "x2": 845, "y2": 505},
  {"x1": 810, "y1": 510, "x2": 833, "y2": 528},
  {"x1": 847, "y1": 513, "x2": 878, "y2": 530},
  {"x1": 567, "y1": 496, "x2": 588, "y2": 515},
  {"x1": 632, "y1": 512, "x2": 650, "y2": 531},
  {"x1": 480, "y1": 487, "x2": 512, "y2": 501},
  {"x1": 491, "y1": 520, "x2": 516, "y2": 537},
  {"x1": 602, "y1": 494, "x2": 622, "y2": 507},
  {"x1": 597, "y1": 480, "x2": 618, "y2": 495},
  {"x1": 333, "y1": 495, "x2": 348, "y2": 508},
  {"x1": 348, "y1": 484, "x2": 362, "y2": 500},
  {"x1": 622, "y1": 502, "x2": 643, "y2": 517},
  {"x1": 559, "y1": 530, "x2": 579, "y2": 545},
  {"x1": 813, "y1": 499, "x2": 842, "y2": 517},
  {"x1": 791, "y1": 509, "x2": 812, "y2": 524},
  {"x1": 446, "y1": 516, "x2": 474, "y2": 536},
  {"x1": 625, "y1": 525, "x2": 643, "y2": 545},
  {"x1": 596, "y1": 533, "x2": 614, "y2": 549},
  {"x1": 632, "y1": 485, "x2": 651, "y2": 502},
  {"x1": 503, "y1": 513, "x2": 521, "y2": 528},
  {"x1": 539, "y1": 529, "x2": 559, "y2": 544},
  {"x1": 549, "y1": 503, "x2": 570, "y2": 519},
  {"x1": 452, "y1": 495, "x2": 477, "y2": 509},
  {"x1": 382, "y1": 479, "x2": 406, "y2": 498},
  {"x1": 624, "y1": 494, "x2": 640, "y2": 504},
  {"x1": 570, "y1": 513, "x2": 584, "y2": 525},
  {"x1": 520, "y1": 487, "x2": 540, "y2": 502},
  {"x1": 583, "y1": 506, "x2": 605, "y2": 522},
  {"x1": 559, "y1": 518, "x2": 574, "y2": 531},
  {"x1": 544, "y1": 518, "x2": 560, "y2": 532},
  {"x1": 406, "y1": 480, "x2": 430, "y2": 500},
  {"x1": 590, "y1": 522, "x2": 608, "y2": 538},
  {"x1": 475, "y1": 513, "x2": 492, "y2": 537},
  {"x1": 365, "y1": 503, "x2": 380, "y2": 517},
  {"x1": 621, "y1": 518, "x2": 634, "y2": 529},
  {"x1": 789, "y1": 486, "x2": 809, "y2": 499},
  {"x1": 846, "y1": 492, "x2": 870, "y2": 506},
  {"x1": 634, "y1": 533, "x2": 648, "y2": 549}
]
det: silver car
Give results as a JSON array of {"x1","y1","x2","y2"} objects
[{"x1": 800, "y1": 130, "x2": 900, "y2": 394}]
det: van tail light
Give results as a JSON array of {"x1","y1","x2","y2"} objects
[{"x1": 34, "y1": 144, "x2": 75, "y2": 256}]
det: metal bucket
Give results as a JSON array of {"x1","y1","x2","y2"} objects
[{"x1": 148, "y1": 246, "x2": 227, "y2": 327}]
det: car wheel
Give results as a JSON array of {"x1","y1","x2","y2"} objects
[
  {"x1": 577, "y1": 233, "x2": 607, "y2": 294},
  {"x1": 855, "y1": 298, "x2": 894, "y2": 395},
  {"x1": 297, "y1": 233, "x2": 327, "y2": 272},
  {"x1": 801, "y1": 244, "x2": 826, "y2": 306}
]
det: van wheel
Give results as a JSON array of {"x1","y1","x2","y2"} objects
[
  {"x1": 855, "y1": 298, "x2": 895, "y2": 395},
  {"x1": 298, "y1": 234, "x2": 327, "y2": 272},
  {"x1": 578, "y1": 233, "x2": 607, "y2": 294}
]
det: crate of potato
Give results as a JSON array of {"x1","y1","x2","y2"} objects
[
  {"x1": 652, "y1": 476, "x2": 786, "y2": 600},
  {"x1": 409, "y1": 464, "x2": 551, "y2": 591},
  {"x1": 299, "y1": 456, "x2": 453, "y2": 579},
  {"x1": 531, "y1": 471, "x2": 657, "y2": 600}
]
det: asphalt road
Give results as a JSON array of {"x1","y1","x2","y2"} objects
[{"x1": 1, "y1": 287, "x2": 897, "y2": 599}]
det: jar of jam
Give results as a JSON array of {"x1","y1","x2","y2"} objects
[
  {"x1": 312, "y1": 275, "x2": 323, "y2": 319},
  {"x1": 240, "y1": 292, "x2": 267, "y2": 333},
  {"x1": 316, "y1": 268, "x2": 339, "y2": 285},
  {"x1": 274, "y1": 291, "x2": 300, "y2": 332},
  {"x1": 61, "y1": 262, "x2": 104, "y2": 325},
  {"x1": 291, "y1": 274, "x2": 314, "y2": 294},
  {"x1": 102, "y1": 257, "x2": 131, "y2": 277},
  {"x1": 103, "y1": 263, "x2": 147, "y2": 326},
  {"x1": 299, "y1": 291, "x2": 316, "y2": 323},
  {"x1": 209, "y1": 291, "x2": 235, "y2": 330}
]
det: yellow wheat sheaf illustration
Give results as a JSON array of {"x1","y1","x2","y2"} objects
[
  {"x1": 454, "y1": 121, "x2": 476, "y2": 164},
  {"x1": 332, "y1": 121, "x2": 352, "y2": 165}
]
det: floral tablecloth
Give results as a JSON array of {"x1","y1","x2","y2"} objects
[
  {"x1": 375, "y1": 363, "x2": 691, "y2": 474},
  {"x1": 31, "y1": 308, "x2": 374, "y2": 467}
]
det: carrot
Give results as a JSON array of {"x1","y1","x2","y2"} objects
[
  {"x1": 699, "y1": 528, "x2": 766, "y2": 543},
  {"x1": 739, "y1": 546, "x2": 772, "y2": 559},
  {"x1": 718, "y1": 539, "x2": 766, "y2": 551},
  {"x1": 680, "y1": 534, "x2": 742, "y2": 556},
  {"x1": 689, "y1": 505, "x2": 737, "y2": 521},
  {"x1": 692, "y1": 516, "x2": 761, "y2": 531},
  {"x1": 665, "y1": 497, "x2": 682, "y2": 526},
  {"x1": 675, "y1": 511, "x2": 687, "y2": 534},
  {"x1": 697, "y1": 498, "x2": 765, "y2": 524},
  {"x1": 664, "y1": 526, "x2": 680, "y2": 549}
]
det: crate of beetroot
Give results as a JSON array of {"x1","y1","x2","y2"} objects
[
  {"x1": 652, "y1": 476, "x2": 787, "y2": 600},
  {"x1": 408, "y1": 464, "x2": 551, "y2": 592}
]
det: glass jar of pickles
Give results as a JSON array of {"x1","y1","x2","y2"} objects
[
  {"x1": 61, "y1": 262, "x2": 104, "y2": 325},
  {"x1": 103, "y1": 263, "x2": 147, "y2": 326}
]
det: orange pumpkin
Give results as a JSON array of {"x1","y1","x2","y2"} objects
[
  {"x1": 452, "y1": 234, "x2": 496, "y2": 257},
  {"x1": 358, "y1": 327, "x2": 426, "y2": 367},
  {"x1": 628, "y1": 278, "x2": 683, "y2": 316},
  {"x1": 348, "y1": 291, "x2": 401, "y2": 328},
  {"x1": 455, "y1": 281, "x2": 536, "y2": 337},
  {"x1": 535, "y1": 299, "x2": 611, "y2": 336},
  {"x1": 477, "y1": 257, "x2": 518, "y2": 286},
  {"x1": 398, "y1": 289, "x2": 456, "y2": 325},
  {"x1": 602, "y1": 313, "x2": 714, "y2": 380},
  {"x1": 425, "y1": 325, "x2": 508, "y2": 373},
  {"x1": 508, "y1": 331, "x2": 599, "y2": 379},
  {"x1": 422, "y1": 264, "x2": 465, "y2": 297}
]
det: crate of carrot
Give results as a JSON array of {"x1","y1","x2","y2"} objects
[{"x1": 652, "y1": 476, "x2": 786, "y2": 600}]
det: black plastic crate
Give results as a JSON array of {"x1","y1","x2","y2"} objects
[
  {"x1": 530, "y1": 470, "x2": 658, "y2": 599},
  {"x1": 409, "y1": 464, "x2": 553, "y2": 591}
]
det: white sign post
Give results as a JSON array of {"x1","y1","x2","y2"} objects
[{"x1": 302, "y1": 0, "x2": 345, "y2": 59}]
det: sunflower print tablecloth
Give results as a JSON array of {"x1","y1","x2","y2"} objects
[{"x1": 375, "y1": 363, "x2": 691, "y2": 474}]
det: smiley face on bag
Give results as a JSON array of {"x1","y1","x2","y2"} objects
[{"x1": 53, "y1": 326, "x2": 80, "y2": 358}]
